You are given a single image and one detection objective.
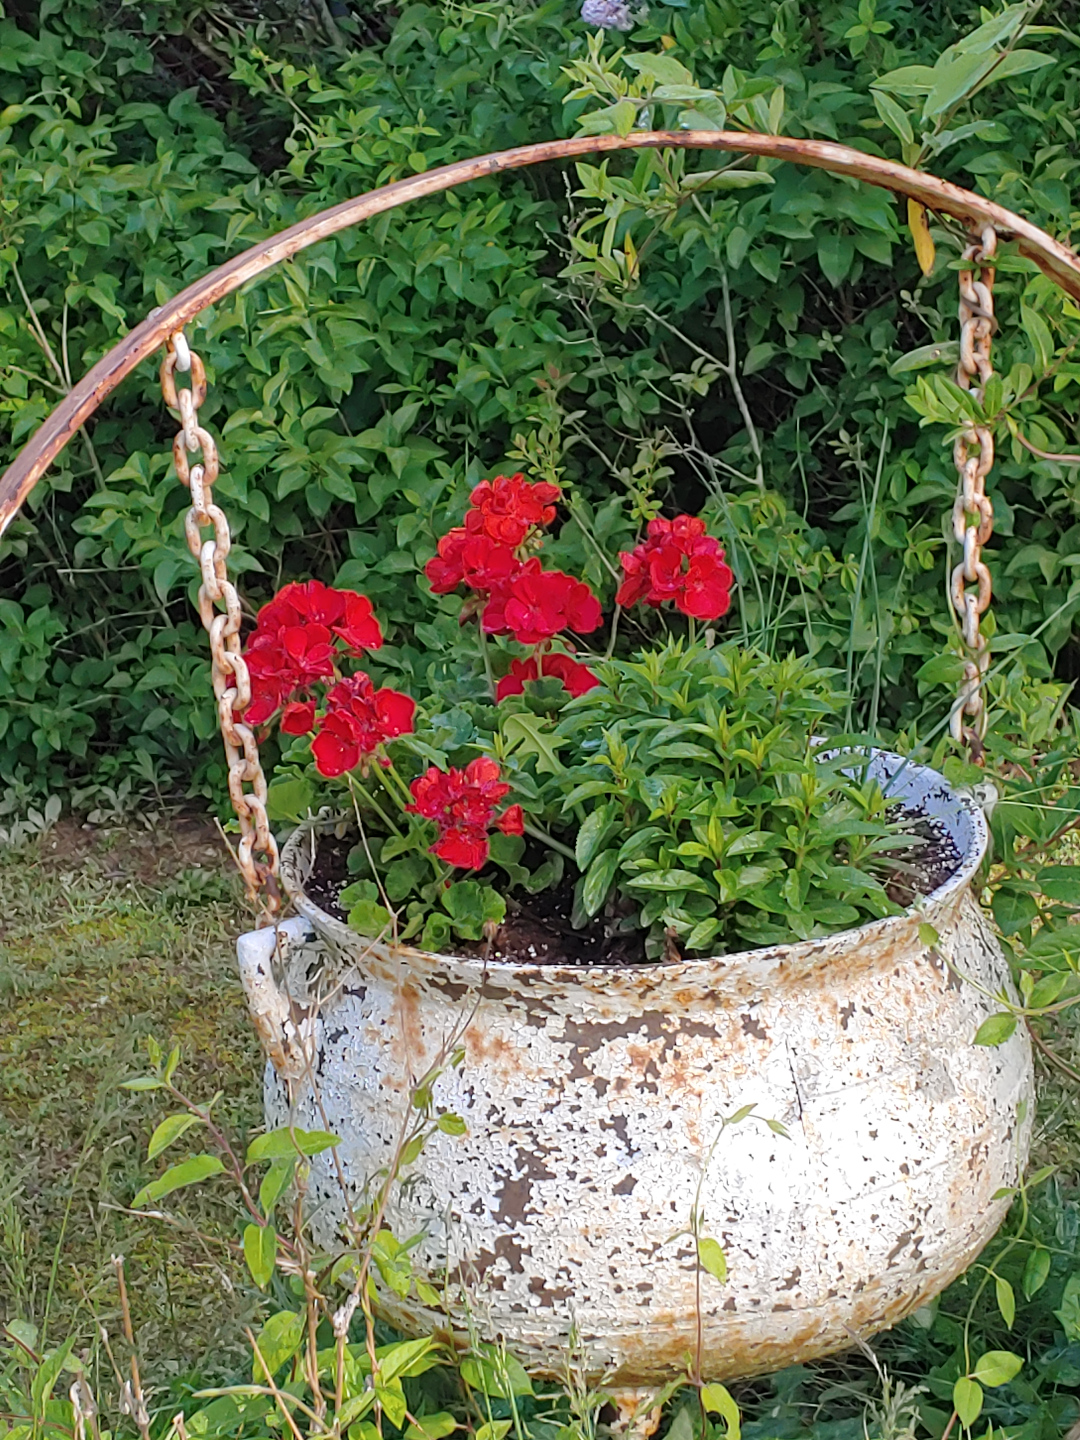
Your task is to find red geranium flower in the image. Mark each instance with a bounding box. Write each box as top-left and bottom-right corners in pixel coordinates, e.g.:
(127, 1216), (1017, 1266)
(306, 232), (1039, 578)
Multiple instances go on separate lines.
(495, 567), (603, 644)
(310, 674), (416, 777)
(424, 528), (522, 597)
(495, 652), (600, 701)
(243, 625), (337, 725)
(253, 580), (383, 651)
(616, 514), (734, 621)
(407, 756), (522, 870)
(464, 473), (561, 547)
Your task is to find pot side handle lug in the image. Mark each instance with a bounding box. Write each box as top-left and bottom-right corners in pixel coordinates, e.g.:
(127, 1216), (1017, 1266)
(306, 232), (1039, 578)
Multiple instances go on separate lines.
(236, 916), (320, 1080)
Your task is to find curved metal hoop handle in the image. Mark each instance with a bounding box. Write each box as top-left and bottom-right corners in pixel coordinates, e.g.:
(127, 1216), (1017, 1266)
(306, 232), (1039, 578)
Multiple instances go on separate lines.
(3, 127), (1080, 528)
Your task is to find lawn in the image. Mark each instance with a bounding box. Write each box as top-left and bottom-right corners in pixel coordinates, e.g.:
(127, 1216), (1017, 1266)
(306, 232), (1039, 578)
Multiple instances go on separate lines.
(0, 817), (264, 1397)
(2, 820), (1080, 1440)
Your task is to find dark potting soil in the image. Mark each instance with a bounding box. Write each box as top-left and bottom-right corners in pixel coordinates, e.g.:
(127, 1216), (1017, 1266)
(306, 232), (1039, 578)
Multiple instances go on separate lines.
(301, 800), (962, 967)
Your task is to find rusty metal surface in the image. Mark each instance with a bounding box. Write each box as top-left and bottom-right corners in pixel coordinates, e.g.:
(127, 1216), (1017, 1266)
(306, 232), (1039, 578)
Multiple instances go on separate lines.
(6, 131), (1080, 538)
(238, 753), (1034, 1384)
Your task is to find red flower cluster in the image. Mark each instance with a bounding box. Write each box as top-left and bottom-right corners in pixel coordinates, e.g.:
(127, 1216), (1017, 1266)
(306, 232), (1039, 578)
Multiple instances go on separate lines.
(483, 560), (602, 644)
(243, 580), (383, 726)
(424, 474), (602, 701)
(496, 652), (601, 702)
(465, 474), (560, 546)
(408, 756), (524, 870)
(616, 515), (734, 621)
(311, 675), (416, 778)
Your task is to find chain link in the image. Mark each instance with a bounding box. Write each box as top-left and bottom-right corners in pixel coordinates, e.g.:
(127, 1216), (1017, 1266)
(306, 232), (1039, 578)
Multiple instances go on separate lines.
(950, 224), (997, 763)
(161, 330), (281, 920)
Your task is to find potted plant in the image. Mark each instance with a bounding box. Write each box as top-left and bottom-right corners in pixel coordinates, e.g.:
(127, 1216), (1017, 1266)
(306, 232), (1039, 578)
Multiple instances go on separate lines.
(232, 474), (1032, 1393)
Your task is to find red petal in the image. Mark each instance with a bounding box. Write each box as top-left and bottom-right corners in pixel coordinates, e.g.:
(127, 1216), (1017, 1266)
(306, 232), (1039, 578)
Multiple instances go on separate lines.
(333, 593), (383, 652)
(375, 688), (416, 737)
(432, 829), (489, 869)
(280, 700), (316, 735)
(495, 804), (525, 836)
(311, 729), (358, 778)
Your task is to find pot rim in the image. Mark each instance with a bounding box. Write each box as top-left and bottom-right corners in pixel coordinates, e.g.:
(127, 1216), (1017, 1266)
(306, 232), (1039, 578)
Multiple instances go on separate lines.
(280, 747), (989, 980)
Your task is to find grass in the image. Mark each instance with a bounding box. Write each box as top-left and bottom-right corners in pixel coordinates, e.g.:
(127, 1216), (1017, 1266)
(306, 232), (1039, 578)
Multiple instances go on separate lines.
(0, 816), (265, 1388)
(2, 819), (1080, 1440)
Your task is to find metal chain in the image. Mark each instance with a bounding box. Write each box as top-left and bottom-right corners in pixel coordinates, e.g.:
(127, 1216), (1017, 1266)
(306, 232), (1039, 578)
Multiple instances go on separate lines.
(161, 330), (281, 920)
(950, 223), (997, 763)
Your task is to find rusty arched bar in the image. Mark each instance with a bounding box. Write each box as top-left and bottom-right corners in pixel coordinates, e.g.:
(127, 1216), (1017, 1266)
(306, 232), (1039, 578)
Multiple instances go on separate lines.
(4, 126), (1080, 536)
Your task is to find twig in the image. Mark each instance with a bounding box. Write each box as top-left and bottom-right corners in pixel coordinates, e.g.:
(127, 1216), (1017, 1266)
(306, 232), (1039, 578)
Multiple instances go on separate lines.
(1026, 1020), (1080, 1085)
(10, 261), (104, 485)
(111, 1256), (152, 1440)
(1012, 429), (1080, 465)
(719, 266), (765, 488)
(244, 1332), (310, 1440)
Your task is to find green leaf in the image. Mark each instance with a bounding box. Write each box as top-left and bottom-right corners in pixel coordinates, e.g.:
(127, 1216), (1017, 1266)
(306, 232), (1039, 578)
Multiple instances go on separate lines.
(475, 1425), (511, 1440)
(626, 869), (713, 893)
(259, 1158), (295, 1216)
(502, 713), (564, 775)
(697, 1236), (728, 1284)
(459, 1344), (533, 1398)
(436, 1112), (467, 1136)
(995, 1276), (1015, 1330)
(1036, 866), (1080, 902)
(818, 233), (854, 287)
(348, 899), (393, 938)
(246, 1128), (340, 1164)
(266, 776), (315, 823)
(576, 805), (613, 869)
(133, 1153), (225, 1208)
(623, 53), (696, 87)
(147, 1112), (202, 1161)
(923, 51), (1000, 121)
(121, 1076), (163, 1091)
(973, 1350), (1023, 1387)
(700, 1384), (740, 1440)
(872, 89), (913, 144)
(918, 922), (941, 949)
(890, 343), (960, 376)
(377, 1336), (439, 1384)
(1021, 304), (1054, 374)
(973, 1013), (1017, 1046)
(252, 1310), (304, 1381)
(243, 1222), (277, 1289)
(31, 1339), (75, 1417)
(873, 64), (935, 96)
(1056, 1273), (1080, 1340)
(582, 849), (620, 918)
(952, 1376), (983, 1428)
(992, 885), (1039, 936)
(405, 1413), (458, 1440)
(1022, 1246), (1050, 1299)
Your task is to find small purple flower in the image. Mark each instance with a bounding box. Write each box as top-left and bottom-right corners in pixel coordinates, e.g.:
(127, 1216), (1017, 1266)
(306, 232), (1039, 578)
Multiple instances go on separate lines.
(580, 0), (634, 30)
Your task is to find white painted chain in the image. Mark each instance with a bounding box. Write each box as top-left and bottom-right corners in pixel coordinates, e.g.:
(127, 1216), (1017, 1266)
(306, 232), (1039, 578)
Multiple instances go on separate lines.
(161, 331), (281, 919)
(950, 224), (997, 761)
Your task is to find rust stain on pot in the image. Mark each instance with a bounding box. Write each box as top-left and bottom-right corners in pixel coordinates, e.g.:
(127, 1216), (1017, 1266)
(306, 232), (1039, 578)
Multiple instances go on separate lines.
(238, 752), (1035, 1386)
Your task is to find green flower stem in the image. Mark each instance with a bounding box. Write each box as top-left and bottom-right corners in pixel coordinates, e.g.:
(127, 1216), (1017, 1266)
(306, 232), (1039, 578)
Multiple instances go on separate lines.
(524, 820), (577, 863)
(346, 773), (402, 836)
(476, 625), (496, 700)
(380, 757), (418, 811)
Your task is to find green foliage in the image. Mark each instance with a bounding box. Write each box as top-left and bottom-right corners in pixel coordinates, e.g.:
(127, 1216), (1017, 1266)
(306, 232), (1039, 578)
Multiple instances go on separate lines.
(1, 0), (1080, 816)
(551, 640), (906, 953)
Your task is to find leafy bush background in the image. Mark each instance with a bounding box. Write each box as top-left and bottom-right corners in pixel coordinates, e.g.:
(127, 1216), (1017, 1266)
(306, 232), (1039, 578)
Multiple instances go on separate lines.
(2, 0), (1079, 807)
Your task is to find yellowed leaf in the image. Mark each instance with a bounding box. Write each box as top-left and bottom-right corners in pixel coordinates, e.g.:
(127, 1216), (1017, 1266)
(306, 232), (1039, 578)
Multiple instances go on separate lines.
(908, 198), (935, 276)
